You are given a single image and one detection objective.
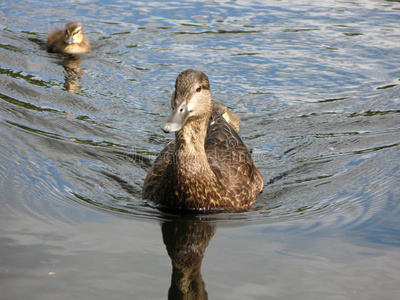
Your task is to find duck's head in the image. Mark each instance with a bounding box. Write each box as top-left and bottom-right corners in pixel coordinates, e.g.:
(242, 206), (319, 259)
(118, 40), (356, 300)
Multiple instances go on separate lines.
(64, 22), (84, 45)
(162, 70), (213, 133)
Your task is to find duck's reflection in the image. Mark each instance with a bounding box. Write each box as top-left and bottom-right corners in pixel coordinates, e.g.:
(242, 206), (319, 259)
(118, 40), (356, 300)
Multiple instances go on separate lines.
(60, 55), (83, 93)
(161, 217), (216, 300)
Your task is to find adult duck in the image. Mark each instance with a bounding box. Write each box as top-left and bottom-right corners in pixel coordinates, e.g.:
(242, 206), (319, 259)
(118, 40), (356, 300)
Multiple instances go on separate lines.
(143, 70), (263, 211)
(46, 21), (90, 54)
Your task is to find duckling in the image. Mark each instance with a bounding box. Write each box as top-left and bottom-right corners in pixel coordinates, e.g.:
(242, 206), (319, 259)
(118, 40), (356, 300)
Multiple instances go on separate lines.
(46, 22), (90, 54)
(213, 101), (241, 133)
(142, 69), (263, 211)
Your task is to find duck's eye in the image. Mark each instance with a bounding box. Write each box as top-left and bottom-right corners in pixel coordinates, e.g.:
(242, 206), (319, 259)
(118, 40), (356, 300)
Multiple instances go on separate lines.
(196, 86), (202, 92)
(74, 30), (81, 35)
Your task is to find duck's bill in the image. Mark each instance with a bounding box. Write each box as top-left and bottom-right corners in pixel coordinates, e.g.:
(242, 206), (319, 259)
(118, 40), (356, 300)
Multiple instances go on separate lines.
(65, 36), (75, 45)
(161, 101), (189, 133)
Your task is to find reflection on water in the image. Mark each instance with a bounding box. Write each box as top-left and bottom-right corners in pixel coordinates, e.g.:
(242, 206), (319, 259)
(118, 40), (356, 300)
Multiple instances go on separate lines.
(60, 56), (83, 93)
(162, 218), (215, 300)
(0, 0), (400, 299)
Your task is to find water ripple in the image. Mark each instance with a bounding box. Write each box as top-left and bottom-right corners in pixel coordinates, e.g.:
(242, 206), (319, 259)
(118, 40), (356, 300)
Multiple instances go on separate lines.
(0, 0), (399, 235)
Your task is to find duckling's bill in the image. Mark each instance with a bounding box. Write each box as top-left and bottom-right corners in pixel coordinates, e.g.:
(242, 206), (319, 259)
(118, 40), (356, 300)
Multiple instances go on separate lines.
(65, 35), (75, 45)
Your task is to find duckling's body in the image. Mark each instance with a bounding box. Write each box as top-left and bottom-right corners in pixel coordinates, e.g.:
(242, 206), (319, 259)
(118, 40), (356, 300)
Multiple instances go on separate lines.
(213, 101), (241, 133)
(143, 70), (263, 211)
(46, 22), (90, 54)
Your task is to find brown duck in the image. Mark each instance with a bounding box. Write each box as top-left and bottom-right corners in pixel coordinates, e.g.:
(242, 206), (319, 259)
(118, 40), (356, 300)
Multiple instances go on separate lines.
(46, 22), (90, 54)
(142, 69), (263, 211)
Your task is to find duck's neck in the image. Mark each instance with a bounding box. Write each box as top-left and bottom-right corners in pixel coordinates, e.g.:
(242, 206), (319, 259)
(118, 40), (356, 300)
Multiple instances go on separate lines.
(175, 116), (210, 171)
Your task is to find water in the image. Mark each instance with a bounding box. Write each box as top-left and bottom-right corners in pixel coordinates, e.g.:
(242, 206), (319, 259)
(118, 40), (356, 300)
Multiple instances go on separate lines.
(1, 0), (400, 299)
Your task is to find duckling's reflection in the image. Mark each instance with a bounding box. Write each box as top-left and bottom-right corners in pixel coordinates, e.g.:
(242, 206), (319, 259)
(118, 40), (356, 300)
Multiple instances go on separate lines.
(161, 217), (216, 300)
(60, 55), (83, 93)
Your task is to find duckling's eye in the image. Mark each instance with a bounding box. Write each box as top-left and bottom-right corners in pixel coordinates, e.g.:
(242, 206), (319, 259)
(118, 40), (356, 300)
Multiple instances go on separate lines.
(196, 86), (202, 92)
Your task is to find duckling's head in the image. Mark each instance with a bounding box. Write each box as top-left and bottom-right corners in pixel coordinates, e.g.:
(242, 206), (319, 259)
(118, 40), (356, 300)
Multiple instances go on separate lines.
(64, 22), (84, 45)
(162, 70), (213, 133)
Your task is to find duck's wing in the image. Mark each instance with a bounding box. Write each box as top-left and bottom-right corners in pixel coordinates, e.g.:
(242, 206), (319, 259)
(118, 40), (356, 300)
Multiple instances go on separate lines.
(205, 110), (263, 200)
(142, 140), (175, 201)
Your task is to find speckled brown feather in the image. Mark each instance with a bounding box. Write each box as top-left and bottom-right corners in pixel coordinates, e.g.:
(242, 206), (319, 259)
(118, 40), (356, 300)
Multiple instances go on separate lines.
(143, 107), (263, 212)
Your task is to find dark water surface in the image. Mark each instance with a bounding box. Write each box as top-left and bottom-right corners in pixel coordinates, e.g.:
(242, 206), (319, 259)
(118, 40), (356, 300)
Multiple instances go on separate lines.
(1, 0), (400, 299)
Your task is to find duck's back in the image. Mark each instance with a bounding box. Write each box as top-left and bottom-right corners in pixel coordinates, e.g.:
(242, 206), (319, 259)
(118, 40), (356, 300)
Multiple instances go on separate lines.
(143, 109), (263, 210)
(205, 110), (263, 206)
